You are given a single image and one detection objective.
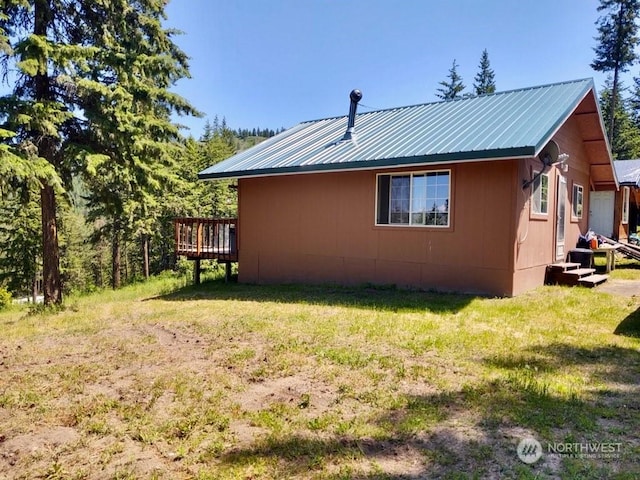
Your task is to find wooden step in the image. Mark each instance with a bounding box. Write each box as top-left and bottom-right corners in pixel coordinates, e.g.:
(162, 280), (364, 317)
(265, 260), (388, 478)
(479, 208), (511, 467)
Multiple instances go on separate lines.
(547, 262), (581, 272)
(552, 268), (598, 286)
(560, 268), (596, 278)
(578, 274), (609, 288)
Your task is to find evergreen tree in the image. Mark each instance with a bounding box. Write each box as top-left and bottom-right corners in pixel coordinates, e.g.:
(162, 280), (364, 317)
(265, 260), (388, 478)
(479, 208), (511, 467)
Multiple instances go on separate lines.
(473, 49), (496, 95)
(600, 79), (640, 159)
(627, 75), (640, 128)
(591, 0), (640, 142)
(0, 187), (41, 299)
(73, 0), (199, 287)
(436, 59), (465, 100)
(0, 0), (92, 304)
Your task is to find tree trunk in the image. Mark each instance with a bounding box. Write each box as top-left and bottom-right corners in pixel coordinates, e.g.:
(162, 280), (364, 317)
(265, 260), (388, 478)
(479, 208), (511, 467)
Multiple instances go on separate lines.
(610, 65), (620, 146)
(142, 234), (150, 279)
(41, 184), (62, 305)
(35, 0), (63, 305)
(32, 271), (37, 304)
(112, 223), (121, 289)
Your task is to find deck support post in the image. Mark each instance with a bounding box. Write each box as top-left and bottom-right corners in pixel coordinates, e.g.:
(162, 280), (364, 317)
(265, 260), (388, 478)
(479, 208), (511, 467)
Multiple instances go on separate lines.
(225, 261), (232, 283)
(194, 258), (201, 285)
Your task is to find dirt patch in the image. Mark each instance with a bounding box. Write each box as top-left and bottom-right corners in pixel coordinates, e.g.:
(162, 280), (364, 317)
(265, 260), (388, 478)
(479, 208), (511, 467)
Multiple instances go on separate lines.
(0, 426), (80, 469)
(239, 375), (336, 413)
(597, 279), (640, 297)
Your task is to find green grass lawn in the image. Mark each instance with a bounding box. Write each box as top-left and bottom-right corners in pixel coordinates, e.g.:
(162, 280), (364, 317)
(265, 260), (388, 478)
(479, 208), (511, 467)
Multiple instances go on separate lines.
(0, 268), (639, 479)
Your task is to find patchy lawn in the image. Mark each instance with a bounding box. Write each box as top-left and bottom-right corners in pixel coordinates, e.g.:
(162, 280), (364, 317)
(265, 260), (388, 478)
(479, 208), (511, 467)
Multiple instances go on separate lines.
(0, 270), (639, 479)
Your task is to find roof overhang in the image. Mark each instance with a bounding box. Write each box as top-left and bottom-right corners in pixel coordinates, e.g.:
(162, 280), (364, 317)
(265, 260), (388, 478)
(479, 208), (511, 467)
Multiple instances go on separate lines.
(572, 89), (618, 190)
(199, 147), (535, 180)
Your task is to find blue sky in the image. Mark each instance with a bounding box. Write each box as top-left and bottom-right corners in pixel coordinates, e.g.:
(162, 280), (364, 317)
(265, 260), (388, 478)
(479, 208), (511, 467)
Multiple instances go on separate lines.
(168, 0), (608, 137)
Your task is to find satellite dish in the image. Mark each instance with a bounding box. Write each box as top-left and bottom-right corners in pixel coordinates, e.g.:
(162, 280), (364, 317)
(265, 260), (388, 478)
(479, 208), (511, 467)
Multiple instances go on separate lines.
(538, 140), (560, 166)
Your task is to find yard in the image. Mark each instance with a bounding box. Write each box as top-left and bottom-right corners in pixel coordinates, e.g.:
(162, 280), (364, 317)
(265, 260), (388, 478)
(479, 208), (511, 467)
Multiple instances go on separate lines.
(1, 264), (639, 479)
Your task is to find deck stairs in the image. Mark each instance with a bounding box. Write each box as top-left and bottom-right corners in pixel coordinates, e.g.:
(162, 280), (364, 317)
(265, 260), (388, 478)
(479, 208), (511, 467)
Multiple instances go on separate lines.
(545, 262), (609, 288)
(599, 235), (640, 261)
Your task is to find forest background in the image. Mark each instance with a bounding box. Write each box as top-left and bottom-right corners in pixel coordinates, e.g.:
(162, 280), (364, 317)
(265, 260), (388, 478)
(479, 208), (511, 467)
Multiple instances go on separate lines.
(1, 0), (640, 305)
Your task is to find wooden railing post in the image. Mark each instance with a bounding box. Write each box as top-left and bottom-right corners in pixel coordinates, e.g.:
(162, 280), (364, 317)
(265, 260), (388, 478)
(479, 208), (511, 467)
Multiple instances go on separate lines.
(196, 221), (203, 256)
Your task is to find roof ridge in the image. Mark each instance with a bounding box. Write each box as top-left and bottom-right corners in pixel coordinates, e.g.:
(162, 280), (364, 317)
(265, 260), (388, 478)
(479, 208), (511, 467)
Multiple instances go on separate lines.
(300, 78), (595, 125)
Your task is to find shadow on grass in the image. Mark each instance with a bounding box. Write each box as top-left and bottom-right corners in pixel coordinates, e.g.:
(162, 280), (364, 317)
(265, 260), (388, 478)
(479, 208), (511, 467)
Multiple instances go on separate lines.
(615, 306), (640, 338)
(485, 343), (640, 385)
(213, 338), (640, 479)
(152, 278), (476, 313)
(218, 376), (631, 479)
(485, 343), (640, 416)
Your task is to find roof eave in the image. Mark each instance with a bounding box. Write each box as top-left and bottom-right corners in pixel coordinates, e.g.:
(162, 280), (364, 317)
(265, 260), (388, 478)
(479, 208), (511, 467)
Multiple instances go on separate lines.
(198, 147), (536, 181)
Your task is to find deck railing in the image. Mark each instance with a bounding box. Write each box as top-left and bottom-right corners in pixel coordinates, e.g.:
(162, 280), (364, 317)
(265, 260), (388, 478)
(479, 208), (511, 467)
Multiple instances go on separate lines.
(174, 217), (238, 262)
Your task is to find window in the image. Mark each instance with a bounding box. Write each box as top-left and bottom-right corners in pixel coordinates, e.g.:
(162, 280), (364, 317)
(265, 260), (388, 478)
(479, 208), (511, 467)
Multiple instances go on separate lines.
(623, 186), (630, 224)
(531, 171), (549, 215)
(376, 171), (450, 227)
(572, 184), (583, 219)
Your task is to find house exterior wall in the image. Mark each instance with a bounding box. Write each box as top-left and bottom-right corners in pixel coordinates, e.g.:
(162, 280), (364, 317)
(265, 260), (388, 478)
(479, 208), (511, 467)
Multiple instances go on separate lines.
(512, 118), (592, 295)
(235, 117), (599, 297)
(614, 188), (630, 241)
(238, 160), (519, 296)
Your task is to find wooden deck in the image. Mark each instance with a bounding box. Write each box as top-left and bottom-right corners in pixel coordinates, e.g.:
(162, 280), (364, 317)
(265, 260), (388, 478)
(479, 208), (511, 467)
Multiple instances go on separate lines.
(174, 217), (238, 262)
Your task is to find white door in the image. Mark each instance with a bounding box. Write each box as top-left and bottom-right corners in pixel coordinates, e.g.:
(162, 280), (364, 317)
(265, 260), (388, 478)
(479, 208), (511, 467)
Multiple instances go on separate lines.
(589, 191), (615, 237)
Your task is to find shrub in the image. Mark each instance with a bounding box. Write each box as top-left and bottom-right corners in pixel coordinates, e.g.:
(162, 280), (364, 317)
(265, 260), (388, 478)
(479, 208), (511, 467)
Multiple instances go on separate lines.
(0, 287), (12, 310)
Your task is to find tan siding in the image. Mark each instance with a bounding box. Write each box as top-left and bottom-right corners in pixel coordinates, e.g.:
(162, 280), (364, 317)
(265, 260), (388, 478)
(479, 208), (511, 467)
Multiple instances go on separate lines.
(512, 115), (593, 293)
(238, 160), (518, 296)
(236, 110), (606, 296)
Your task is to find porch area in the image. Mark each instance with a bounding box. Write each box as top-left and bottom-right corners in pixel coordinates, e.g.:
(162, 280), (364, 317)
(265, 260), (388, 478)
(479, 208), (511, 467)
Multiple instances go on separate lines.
(174, 217), (238, 283)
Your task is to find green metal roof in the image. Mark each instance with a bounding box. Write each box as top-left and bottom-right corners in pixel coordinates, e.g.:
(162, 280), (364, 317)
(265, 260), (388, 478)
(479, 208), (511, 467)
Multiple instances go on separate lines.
(200, 78), (596, 180)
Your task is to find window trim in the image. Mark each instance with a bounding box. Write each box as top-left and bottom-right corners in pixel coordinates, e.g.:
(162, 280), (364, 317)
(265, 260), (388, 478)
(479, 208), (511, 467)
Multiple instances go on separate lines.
(375, 169), (452, 228)
(622, 186), (630, 225)
(572, 183), (584, 220)
(530, 170), (549, 217)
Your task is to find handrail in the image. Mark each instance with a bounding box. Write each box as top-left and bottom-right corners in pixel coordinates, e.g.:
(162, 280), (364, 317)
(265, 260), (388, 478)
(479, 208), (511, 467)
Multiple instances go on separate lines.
(174, 217), (238, 261)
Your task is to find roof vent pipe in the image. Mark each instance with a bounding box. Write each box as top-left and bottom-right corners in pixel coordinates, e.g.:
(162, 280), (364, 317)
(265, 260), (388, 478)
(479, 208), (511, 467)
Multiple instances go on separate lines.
(342, 89), (362, 142)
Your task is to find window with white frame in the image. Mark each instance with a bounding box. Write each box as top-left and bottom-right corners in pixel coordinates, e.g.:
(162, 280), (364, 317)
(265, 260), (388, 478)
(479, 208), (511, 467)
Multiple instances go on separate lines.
(572, 183), (583, 219)
(531, 171), (549, 215)
(376, 171), (450, 227)
(623, 186), (630, 224)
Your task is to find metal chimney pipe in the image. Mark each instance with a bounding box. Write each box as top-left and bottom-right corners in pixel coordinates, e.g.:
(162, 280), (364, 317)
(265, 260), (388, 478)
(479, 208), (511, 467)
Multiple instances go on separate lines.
(342, 89), (362, 142)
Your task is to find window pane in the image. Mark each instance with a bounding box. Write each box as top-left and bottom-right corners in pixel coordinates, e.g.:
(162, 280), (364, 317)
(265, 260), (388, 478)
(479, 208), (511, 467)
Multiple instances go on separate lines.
(532, 172), (548, 214)
(572, 185), (583, 218)
(376, 175), (391, 224)
(411, 175), (427, 225)
(390, 175), (410, 224)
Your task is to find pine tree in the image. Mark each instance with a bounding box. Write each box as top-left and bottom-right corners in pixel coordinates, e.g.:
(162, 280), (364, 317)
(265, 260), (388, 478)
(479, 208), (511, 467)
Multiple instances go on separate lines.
(473, 49), (496, 95)
(600, 79), (640, 159)
(436, 59), (465, 100)
(0, 187), (42, 299)
(592, 0), (640, 142)
(0, 0), (97, 305)
(73, 0), (200, 287)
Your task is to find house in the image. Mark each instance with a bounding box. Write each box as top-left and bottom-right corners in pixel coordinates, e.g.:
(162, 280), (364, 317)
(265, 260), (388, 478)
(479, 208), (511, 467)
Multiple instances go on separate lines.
(602, 159), (640, 241)
(196, 78), (618, 296)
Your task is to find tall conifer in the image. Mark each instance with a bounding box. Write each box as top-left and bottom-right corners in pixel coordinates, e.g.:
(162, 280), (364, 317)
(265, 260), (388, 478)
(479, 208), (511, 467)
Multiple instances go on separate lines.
(592, 0), (640, 142)
(436, 59), (465, 100)
(473, 49), (496, 95)
(1, 1), (198, 295)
